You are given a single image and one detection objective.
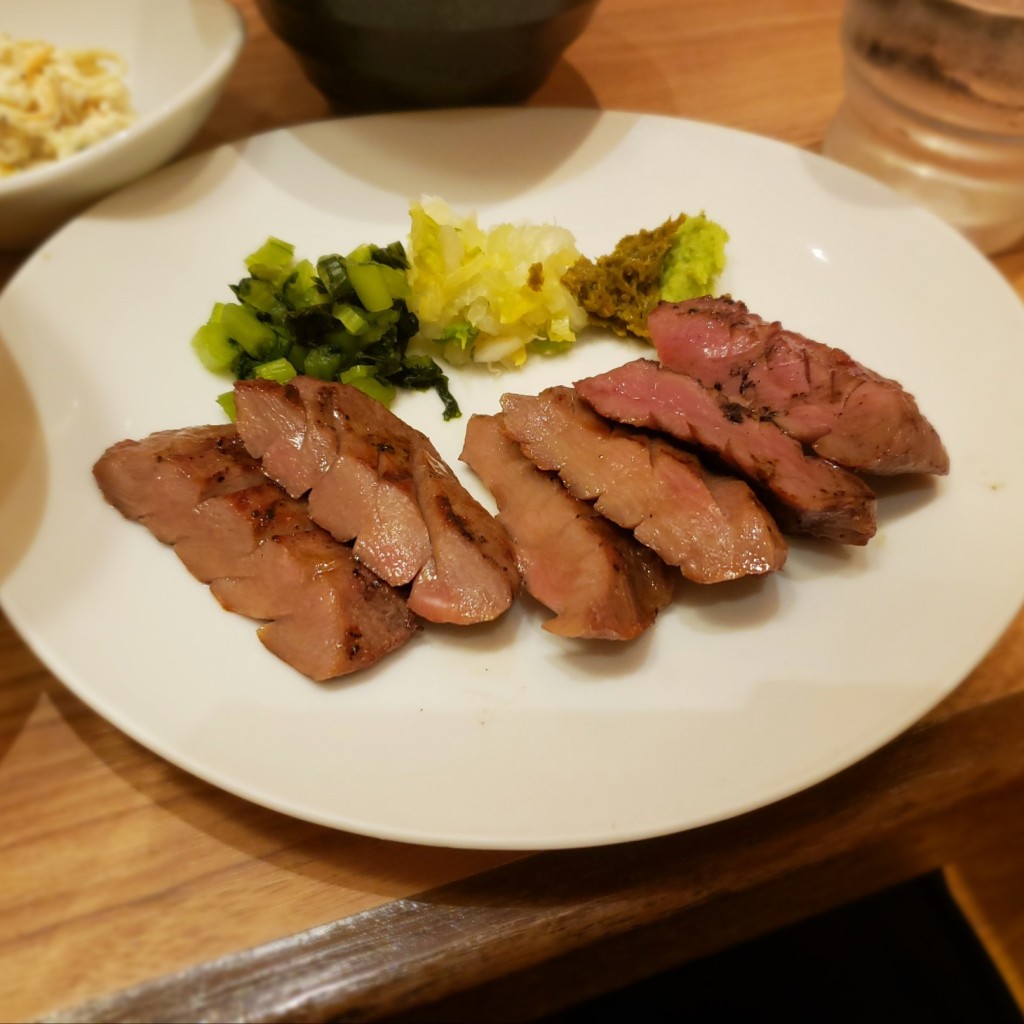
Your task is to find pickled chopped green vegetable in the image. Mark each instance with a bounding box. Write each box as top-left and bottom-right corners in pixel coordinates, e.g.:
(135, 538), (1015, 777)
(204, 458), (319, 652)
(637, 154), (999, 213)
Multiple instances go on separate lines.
(254, 357), (298, 385)
(191, 236), (460, 420)
(191, 321), (235, 372)
(335, 303), (369, 335)
(346, 260), (393, 312)
(216, 391), (237, 420)
(245, 237), (294, 282)
(340, 364), (397, 405)
(303, 345), (343, 381)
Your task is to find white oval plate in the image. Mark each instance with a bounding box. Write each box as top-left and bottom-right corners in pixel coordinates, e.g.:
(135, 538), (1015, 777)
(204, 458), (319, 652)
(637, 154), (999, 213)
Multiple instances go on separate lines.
(2, 109), (1023, 850)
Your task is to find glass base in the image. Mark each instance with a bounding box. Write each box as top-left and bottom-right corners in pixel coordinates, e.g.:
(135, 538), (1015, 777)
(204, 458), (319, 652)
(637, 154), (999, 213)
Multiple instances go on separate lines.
(823, 100), (1024, 256)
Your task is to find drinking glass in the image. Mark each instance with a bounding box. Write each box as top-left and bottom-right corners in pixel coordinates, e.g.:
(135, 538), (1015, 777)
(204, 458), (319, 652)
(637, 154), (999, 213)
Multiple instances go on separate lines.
(823, 0), (1024, 254)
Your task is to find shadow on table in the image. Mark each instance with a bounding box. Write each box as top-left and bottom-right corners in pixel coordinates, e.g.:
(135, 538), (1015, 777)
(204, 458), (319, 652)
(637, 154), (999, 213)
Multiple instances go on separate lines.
(530, 57), (602, 110)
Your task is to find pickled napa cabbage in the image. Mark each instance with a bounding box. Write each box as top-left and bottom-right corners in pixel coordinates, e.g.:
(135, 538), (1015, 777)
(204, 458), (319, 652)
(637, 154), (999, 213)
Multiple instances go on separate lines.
(407, 197), (589, 369)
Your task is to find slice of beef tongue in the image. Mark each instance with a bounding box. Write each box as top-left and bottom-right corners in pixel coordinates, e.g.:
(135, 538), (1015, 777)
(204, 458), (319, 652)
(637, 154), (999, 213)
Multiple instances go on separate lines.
(499, 386), (787, 585)
(235, 377), (519, 625)
(235, 374), (430, 584)
(211, 529), (417, 682)
(293, 374), (431, 586)
(575, 359), (877, 545)
(93, 424), (419, 681)
(92, 425), (268, 542)
(648, 296), (950, 476)
(461, 412), (676, 640)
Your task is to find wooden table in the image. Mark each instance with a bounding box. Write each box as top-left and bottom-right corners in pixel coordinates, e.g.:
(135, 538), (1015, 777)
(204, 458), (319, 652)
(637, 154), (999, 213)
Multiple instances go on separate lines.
(3, 1), (1024, 1020)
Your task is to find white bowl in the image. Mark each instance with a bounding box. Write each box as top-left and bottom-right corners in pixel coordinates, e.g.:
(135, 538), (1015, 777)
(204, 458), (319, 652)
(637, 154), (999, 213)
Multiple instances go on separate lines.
(0, 0), (245, 249)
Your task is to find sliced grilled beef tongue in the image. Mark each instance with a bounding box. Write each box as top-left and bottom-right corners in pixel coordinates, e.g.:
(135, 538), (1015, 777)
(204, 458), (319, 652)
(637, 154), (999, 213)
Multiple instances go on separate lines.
(234, 377), (520, 626)
(576, 359), (877, 545)
(93, 424), (419, 681)
(499, 386), (787, 585)
(234, 374), (429, 583)
(461, 412), (676, 640)
(649, 296), (950, 476)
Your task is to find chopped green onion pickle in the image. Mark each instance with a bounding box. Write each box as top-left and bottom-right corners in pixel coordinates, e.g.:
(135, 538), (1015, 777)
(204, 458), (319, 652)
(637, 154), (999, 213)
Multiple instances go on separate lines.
(192, 236), (460, 420)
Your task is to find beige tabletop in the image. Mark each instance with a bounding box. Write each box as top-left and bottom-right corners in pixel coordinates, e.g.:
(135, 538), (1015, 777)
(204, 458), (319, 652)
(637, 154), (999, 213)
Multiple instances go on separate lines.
(2, 1), (1024, 1021)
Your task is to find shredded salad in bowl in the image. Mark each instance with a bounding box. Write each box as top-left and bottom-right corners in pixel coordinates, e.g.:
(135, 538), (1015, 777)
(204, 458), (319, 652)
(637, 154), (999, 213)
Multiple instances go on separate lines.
(0, 31), (136, 176)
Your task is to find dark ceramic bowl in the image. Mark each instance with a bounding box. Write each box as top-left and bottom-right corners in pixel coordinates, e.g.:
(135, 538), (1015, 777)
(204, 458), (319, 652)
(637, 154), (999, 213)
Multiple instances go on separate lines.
(255, 0), (600, 112)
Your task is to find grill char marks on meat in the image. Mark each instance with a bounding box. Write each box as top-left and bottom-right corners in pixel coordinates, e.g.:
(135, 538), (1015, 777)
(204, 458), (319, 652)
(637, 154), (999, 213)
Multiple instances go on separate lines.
(576, 359), (878, 545)
(299, 375), (431, 587)
(93, 425), (419, 681)
(649, 296), (950, 476)
(235, 377), (520, 625)
(237, 375), (430, 585)
(210, 529), (416, 681)
(499, 387), (787, 584)
(461, 413), (676, 640)
(92, 425), (269, 541)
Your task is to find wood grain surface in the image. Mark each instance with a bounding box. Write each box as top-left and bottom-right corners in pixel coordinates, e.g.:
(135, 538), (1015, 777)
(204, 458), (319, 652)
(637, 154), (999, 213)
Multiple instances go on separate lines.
(2, 1), (1023, 1021)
